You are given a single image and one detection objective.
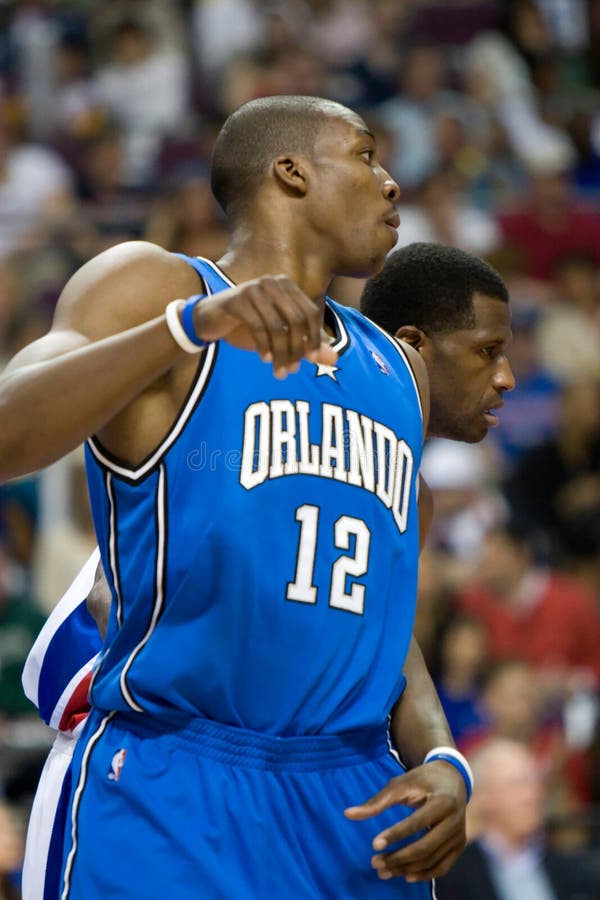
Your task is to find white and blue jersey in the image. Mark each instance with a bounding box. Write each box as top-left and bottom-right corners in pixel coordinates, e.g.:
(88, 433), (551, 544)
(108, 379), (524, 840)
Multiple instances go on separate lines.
(22, 549), (101, 734)
(84, 256), (423, 736)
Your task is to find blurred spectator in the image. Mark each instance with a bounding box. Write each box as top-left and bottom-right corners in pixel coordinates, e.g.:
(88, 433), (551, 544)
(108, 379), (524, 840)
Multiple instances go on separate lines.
(327, 0), (413, 109)
(434, 614), (488, 744)
(144, 162), (228, 259)
(75, 122), (151, 248)
(51, 33), (103, 142)
(0, 108), (75, 261)
(456, 522), (600, 693)
(0, 800), (23, 900)
(0, 546), (45, 720)
(419, 438), (507, 568)
(497, 138), (600, 282)
(457, 657), (591, 806)
(413, 547), (457, 672)
(394, 167), (501, 255)
(489, 305), (561, 471)
(92, 16), (191, 185)
(536, 254), (600, 384)
(506, 0), (555, 71)
(376, 42), (465, 188)
(32, 451), (96, 615)
(505, 380), (600, 576)
(191, 0), (265, 83)
(459, 658), (558, 754)
(536, 0), (589, 53)
(217, 34), (327, 118)
(569, 106), (600, 200)
(5, 1), (61, 140)
(413, 0), (503, 46)
(0, 479), (38, 577)
(305, 0), (373, 67)
(436, 738), (600, 900)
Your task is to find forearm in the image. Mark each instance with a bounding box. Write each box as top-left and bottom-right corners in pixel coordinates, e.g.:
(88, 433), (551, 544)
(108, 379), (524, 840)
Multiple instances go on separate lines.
(391, 636), (455, 768)
(0, 316), (183, 482)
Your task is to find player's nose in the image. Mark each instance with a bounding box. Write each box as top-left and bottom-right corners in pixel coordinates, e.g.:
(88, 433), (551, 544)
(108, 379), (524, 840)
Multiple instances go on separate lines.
(495, 357), (516, 392)
(381, 170), (400, 204)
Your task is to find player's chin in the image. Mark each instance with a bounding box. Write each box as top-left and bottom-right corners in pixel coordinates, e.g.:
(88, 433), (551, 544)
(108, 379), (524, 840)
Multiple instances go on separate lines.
(463, 420), (489, 443)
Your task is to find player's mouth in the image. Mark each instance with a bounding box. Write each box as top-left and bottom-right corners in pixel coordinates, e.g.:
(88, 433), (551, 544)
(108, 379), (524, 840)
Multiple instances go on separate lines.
(482, 402), (503, 428)
(384, 212), (400, 234)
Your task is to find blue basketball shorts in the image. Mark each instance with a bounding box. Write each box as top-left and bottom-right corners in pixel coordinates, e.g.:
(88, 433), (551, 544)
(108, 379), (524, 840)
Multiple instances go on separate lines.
(59, 709), (436, 899)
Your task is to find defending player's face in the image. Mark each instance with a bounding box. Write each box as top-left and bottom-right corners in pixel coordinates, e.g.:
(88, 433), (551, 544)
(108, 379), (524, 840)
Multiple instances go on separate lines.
(305, 112), (400, 277)
(425, 294), (515, 443)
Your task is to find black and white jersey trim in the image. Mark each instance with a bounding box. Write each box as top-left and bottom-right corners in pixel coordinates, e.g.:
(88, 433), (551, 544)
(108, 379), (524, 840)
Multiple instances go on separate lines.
(118, 463), (168, 712)
(60, 711), (116, 899)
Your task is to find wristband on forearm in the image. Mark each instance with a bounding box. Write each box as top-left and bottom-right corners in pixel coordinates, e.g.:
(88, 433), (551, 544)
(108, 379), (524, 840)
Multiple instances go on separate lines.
(424, 746), (474, 802)
(165, 294), (208, 353)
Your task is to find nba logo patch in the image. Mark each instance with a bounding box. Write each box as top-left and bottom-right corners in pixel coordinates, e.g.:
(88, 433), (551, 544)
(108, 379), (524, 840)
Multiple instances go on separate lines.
(370, 350), (390, 375)
(108, 748), (127, 781)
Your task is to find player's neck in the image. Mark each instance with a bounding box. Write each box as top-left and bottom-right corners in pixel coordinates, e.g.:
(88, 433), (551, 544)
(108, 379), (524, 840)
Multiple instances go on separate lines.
(217, 234), (331, 313)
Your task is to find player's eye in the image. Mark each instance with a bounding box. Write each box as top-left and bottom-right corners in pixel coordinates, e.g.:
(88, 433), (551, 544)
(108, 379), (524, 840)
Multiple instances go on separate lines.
(360, 148), (374, 163)
(481, 346), (498, 359)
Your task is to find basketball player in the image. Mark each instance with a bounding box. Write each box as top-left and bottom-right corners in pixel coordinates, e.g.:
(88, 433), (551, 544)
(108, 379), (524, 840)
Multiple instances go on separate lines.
(20, 240), (514, 898)
(0, 94), (507, 897)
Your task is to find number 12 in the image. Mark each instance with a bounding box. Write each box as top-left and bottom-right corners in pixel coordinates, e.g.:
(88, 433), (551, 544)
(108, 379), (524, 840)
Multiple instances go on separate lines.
(286, 504), (371, 615)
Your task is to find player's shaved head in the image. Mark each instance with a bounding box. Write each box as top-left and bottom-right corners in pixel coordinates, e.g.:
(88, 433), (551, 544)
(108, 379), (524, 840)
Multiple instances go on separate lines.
(211, 95), (349, 222)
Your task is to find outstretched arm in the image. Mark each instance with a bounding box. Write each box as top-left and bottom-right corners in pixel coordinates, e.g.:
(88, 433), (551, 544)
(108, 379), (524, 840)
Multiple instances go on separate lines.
(0, 241), (335, 482)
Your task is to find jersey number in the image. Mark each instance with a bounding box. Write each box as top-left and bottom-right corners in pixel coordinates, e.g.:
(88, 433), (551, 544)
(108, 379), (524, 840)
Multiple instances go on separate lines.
(286, 504), (371, 615)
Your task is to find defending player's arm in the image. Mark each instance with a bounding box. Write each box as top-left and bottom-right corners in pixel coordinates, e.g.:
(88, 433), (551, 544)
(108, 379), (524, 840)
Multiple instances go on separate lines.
(0, 241), (335, 482)
(344, 476), (467, 882)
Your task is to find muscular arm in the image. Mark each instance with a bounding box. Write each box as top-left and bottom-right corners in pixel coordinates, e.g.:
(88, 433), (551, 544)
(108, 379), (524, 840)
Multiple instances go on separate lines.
(0, 242), (198, 480)
(0, 240), (334, 482)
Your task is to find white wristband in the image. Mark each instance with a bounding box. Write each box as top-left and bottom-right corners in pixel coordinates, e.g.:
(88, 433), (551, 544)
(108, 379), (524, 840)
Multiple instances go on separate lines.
(424, 746), (474, 801)
(165, 300), (204, 354)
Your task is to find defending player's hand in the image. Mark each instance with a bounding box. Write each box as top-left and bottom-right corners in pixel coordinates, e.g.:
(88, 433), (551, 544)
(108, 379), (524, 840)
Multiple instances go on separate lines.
(343, 761), (467, 882)
(192, 275), (337, 378)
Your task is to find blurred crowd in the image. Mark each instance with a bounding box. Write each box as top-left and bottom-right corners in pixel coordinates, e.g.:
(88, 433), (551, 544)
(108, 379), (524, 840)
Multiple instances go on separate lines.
(0, 0), (599, 896)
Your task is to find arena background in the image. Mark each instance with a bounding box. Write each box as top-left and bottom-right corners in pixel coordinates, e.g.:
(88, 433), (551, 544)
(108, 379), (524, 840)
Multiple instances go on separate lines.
(0, 1), (599, 896)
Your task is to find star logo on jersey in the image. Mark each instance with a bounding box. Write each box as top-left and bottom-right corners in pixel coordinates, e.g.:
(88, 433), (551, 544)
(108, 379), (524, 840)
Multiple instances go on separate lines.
(314, 362), (339, 381)
(108, 748), (127, 782)
(370, 350), (390, 376)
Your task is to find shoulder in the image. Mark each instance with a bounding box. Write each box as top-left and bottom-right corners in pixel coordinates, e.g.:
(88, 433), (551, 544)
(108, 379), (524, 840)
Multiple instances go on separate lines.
(339, 302), (430, 432)
(54, 241), (205, 339)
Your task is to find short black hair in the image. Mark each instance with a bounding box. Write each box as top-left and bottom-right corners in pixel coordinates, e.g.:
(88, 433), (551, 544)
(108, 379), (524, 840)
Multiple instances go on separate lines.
(360, 243), (509, 336)
(211, 95), (347, 222)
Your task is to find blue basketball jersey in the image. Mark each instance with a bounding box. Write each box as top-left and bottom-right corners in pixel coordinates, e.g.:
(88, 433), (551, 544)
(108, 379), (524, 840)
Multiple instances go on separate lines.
(84, 256), (423, 736)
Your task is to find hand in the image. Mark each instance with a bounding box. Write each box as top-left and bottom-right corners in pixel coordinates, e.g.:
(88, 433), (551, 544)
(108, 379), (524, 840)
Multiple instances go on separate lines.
(192, 275), (337, 378)
(344, 761), (467, 882)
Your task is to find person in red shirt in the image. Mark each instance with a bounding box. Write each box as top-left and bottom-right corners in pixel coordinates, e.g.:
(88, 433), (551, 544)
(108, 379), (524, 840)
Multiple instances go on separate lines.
(497, 157), (600, 282)
(456, 522), (600, 692)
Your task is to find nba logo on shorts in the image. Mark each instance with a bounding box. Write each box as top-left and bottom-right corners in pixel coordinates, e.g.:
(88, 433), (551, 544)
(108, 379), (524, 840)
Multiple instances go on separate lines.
(370, 350), (390, 375)
(108, 748), (127, 781)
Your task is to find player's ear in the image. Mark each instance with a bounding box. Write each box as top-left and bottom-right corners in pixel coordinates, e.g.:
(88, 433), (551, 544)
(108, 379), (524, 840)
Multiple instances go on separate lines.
(395, 325), (428, 353)
(272, 156), (308, 196)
